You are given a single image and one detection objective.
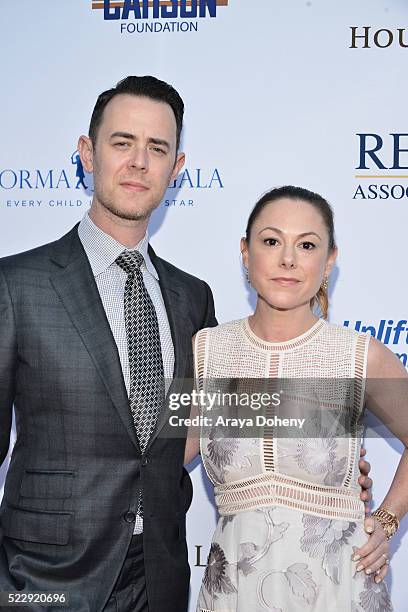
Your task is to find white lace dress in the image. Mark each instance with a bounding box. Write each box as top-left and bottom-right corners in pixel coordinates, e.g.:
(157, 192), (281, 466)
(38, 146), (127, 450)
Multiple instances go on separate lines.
(194, 318), (392, 612)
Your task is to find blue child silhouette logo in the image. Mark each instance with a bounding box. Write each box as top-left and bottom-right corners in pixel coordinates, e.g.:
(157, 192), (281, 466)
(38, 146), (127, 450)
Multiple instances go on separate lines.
(71, 150), (89, 190)
(71, 150), (93, 194)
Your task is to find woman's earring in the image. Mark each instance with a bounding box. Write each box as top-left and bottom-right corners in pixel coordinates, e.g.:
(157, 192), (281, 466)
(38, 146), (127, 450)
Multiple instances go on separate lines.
(245, 268), (250, 284)
(321, 275), (329, 291)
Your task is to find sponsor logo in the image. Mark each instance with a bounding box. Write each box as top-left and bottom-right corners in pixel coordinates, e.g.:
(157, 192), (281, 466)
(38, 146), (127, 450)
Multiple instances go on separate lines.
(344, 319), (408, 368)
(353, 133), (408, 200)
(0, 150), (223, 210)
(92, 0), (229, 35)
(164, 167), (224, 207)
(350, 27), (408, 49)
(0, 151), (93, 210)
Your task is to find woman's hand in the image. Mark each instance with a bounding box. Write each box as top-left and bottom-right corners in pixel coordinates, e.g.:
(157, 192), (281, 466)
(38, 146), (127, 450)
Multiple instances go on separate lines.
(353, 516), (390, 583)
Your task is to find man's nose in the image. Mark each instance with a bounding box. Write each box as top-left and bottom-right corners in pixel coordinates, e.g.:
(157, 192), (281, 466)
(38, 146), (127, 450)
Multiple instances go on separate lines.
(128, 147), (148, 171)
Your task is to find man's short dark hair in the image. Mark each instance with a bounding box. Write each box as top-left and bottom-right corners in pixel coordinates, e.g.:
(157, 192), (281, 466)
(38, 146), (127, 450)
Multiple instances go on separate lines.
(89, 75), (184, 152)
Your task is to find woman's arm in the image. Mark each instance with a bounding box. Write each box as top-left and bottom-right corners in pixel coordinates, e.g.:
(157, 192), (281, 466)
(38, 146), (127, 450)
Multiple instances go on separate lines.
(184, 334), (201, 465)
(353, 337), (408, 582)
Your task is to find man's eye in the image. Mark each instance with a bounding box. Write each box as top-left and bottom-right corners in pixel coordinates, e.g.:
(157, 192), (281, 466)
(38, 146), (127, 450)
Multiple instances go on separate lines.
(264, 238), (278, 246)
(114, 141), (130, 148)
(151, 146), (166, 154)
(300, 241), (316, 250)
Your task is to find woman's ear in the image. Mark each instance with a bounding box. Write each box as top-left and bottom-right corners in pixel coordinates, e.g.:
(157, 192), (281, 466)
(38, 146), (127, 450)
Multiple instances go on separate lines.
(240, 237), (249, 269)
(325, 246), (338, 277)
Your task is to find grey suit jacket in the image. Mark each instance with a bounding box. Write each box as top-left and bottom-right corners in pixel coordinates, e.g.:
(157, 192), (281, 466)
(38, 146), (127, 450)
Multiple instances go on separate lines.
(0, 225), (217, 612)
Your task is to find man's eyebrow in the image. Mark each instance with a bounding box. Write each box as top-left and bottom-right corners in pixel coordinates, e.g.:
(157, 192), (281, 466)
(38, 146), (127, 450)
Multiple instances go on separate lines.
(148, 137), (170, 149)
(110, 131), (135, 140)
(110, 132), (170, 149)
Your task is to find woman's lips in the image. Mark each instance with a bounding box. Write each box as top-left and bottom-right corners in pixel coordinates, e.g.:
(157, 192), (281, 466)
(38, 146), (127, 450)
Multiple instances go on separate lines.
(272, 277), (300, 286)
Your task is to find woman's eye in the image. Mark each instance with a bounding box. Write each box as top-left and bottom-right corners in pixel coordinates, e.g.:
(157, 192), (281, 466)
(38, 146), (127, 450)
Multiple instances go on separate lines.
(300, 241), (315, 250)
(264, 238), (278, 246)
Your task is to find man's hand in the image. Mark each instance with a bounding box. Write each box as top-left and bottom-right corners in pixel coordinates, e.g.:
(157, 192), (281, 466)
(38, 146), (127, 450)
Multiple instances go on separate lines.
(359, 447), (373, 514)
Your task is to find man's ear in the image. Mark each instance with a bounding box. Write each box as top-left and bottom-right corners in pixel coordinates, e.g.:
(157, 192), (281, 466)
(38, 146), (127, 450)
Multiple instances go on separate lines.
(77, 135), (94, 173)
(171, 151), (185, 183)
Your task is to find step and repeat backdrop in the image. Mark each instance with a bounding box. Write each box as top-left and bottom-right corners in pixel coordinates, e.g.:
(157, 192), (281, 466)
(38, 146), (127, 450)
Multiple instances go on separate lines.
(1, 0), (407, 609)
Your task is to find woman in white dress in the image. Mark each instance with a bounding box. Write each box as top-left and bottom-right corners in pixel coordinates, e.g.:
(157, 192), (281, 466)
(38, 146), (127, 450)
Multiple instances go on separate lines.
(186, 186), (408, 612)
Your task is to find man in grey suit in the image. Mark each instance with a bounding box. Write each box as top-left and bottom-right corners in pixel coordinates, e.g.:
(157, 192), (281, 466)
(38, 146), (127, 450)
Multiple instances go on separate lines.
(0, 76), (217, 611)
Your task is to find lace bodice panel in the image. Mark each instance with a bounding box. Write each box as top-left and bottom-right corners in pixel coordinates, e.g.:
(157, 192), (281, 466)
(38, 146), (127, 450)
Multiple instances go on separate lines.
(194, 318), (370, 495)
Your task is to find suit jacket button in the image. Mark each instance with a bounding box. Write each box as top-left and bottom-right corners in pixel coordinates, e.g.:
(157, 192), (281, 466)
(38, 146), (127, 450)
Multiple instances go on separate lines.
(124, 511), (136, 523)
(141, 456), (148, 467)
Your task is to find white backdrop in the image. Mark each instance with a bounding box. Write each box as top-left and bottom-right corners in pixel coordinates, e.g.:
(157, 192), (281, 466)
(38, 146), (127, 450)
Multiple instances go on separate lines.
(1, 1), (407, 609)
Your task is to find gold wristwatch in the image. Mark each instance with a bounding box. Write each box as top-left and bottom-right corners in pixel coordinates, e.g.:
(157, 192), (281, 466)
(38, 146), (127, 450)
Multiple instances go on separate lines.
(371, 507), (400, 540)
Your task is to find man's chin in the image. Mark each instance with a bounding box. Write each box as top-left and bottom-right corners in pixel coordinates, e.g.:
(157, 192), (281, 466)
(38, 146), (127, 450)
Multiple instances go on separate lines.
(113, 210), (149, 222)
(103, 202), (153, 222)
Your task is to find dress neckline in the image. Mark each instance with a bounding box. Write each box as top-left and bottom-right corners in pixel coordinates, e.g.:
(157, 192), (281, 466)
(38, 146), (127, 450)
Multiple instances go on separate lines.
(242, 317), (326, 352)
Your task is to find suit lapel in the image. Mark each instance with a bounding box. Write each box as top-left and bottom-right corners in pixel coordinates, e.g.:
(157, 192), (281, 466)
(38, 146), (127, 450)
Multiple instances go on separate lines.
(49, 227), (140, 452)
(147, 249), (192, 446)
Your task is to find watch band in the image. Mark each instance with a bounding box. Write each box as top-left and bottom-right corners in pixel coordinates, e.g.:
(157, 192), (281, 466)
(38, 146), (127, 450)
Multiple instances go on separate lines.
(372, 507), (400, 540)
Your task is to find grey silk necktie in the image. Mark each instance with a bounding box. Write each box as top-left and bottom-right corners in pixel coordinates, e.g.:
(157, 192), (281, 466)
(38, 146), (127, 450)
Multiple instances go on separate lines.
(116, 250), (165, 527)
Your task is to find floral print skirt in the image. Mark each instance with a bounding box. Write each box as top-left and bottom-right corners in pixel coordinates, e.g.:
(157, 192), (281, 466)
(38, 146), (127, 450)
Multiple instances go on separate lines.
(196, 506), (392, 612)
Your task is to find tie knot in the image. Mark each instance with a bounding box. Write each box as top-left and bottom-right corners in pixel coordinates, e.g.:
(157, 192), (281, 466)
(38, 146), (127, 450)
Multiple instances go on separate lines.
(115, 250), (144, 274)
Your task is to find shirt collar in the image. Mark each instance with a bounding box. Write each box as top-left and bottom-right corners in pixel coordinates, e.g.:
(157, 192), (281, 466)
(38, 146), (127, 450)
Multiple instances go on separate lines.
(77, 212), (159, 280)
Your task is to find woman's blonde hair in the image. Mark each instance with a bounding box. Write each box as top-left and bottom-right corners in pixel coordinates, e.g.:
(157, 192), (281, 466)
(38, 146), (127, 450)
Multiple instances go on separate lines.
(312, 283), (329, 320)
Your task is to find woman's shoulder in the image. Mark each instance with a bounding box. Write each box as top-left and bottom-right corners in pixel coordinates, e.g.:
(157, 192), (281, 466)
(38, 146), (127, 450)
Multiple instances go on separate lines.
(195, 318), (245, 342)
(366, 334), (407, 378)
(322, 323), (405, 376)
(322, 320), (371, 342)
(198, 318), (245, 335)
